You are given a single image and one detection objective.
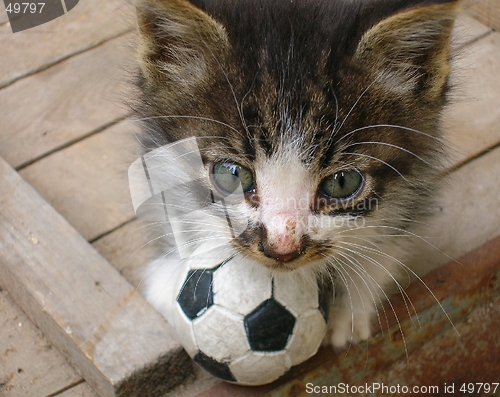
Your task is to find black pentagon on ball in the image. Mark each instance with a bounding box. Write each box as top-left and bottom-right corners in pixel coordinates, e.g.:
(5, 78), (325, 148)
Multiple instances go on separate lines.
(244, 299), (296, 351)
(177, 269), (214, 320)
(193, 351), (236, 382)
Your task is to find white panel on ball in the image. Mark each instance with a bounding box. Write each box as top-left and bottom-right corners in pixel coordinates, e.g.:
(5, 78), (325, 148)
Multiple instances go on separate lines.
(213, 258), (273, 315)
(171, 304), (199, 357)
(229, 351), (291, 386)
(192, 305), (250, 361)
(273, 274), (319, 316)
(286, 309), (327, 366)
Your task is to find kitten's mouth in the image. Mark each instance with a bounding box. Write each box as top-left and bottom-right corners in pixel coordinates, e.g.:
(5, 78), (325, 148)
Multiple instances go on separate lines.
(256, 242), (309, 272)
(262, 259), (300, 272)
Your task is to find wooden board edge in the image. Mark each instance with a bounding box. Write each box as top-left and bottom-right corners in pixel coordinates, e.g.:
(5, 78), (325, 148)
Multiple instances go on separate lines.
(463, 0), (500, 32)
(0, 156), (192, 397)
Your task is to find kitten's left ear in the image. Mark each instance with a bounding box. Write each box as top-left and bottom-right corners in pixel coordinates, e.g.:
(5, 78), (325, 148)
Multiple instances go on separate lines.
(355, 0), (460, 99)
(135, 0), (228, 90)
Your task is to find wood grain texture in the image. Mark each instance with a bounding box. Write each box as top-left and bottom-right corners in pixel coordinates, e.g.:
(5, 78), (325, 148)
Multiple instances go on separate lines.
(452, 13), (491, 49)
(54, 383), (100, 397)
(0, 33), (136, 169)
(0, 2), (8, 25)
(19, 121), (141, 242)
(0, 156), (192, 397)
(92, 218), (157, 289)
(0, 289), (82, 397)
(464, 0), (500, 32)
(408, 145), (500, 275)
(0, 0), (134, 88)
(443, 31), (500, 166)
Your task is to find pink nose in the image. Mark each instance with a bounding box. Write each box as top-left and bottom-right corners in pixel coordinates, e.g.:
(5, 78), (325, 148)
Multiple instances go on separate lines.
(259, 240), (302, 263)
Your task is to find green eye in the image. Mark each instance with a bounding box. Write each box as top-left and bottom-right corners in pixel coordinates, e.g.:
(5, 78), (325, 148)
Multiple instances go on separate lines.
(320, 170), (363, 200)
(212, 162), (255, 194)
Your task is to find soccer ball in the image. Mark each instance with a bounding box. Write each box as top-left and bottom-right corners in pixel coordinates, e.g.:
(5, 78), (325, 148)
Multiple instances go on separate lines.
(169, 254), (331, 385)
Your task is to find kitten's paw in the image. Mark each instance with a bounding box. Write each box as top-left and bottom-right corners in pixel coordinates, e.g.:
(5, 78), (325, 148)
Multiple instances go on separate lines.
(327, 308), (372, 349)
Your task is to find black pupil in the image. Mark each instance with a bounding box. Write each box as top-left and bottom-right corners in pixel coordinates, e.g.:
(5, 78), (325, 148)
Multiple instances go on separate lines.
(337, 174), (346, 189)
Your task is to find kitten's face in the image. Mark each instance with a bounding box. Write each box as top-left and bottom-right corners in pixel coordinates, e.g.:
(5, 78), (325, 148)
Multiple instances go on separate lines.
(135, 0), (458, 272)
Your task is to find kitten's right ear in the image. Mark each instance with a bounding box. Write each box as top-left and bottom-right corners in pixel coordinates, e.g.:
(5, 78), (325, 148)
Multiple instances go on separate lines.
(135, 0), (228, 89)
(354, 0), (460, 100)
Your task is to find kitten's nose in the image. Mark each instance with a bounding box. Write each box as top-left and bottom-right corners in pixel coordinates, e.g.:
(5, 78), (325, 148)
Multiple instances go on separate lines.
(258, 216), (306, 263)
(258, 240), (302, 263)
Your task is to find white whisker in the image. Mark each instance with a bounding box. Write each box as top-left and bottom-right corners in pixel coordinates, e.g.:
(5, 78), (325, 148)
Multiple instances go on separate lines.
(347, 141), (431, 165)
(342, 151), (413, 185)
(133, 115), (242, 136)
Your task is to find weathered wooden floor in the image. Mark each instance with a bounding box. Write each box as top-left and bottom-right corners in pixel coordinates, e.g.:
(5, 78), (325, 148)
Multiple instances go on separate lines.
(1, 2), (500, 396)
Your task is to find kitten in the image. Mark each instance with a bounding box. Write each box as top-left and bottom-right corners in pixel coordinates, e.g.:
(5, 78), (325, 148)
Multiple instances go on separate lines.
(133, 0), (459, 349)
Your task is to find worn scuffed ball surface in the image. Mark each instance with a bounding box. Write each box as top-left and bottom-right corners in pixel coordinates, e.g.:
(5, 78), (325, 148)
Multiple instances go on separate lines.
(170, 256), (330, 385)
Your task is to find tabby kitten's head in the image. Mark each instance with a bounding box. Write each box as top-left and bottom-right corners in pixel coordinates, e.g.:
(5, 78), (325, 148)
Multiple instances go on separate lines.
(134, 0), (458, 273)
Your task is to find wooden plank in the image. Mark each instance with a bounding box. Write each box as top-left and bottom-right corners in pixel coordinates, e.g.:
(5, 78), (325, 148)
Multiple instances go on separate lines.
(55, 383), (100, 397)
(19, 121), (141, 242)
(0, 33), (136, 169)
(404, 144), (500, 277)
(0, 289), (82, 397)
(0, 0), (134, 88)
(92, 218), (156, 289)
(452, 13), (491, 49)
(368, 297), (500, 389)
(375, 139), (496, 279)
(436, 142), (500, 256)
(464, 0), (500, 32)
(0, 156), (192, 397)
(443, 31), (500, 166)
(0, 2), (8, 25)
